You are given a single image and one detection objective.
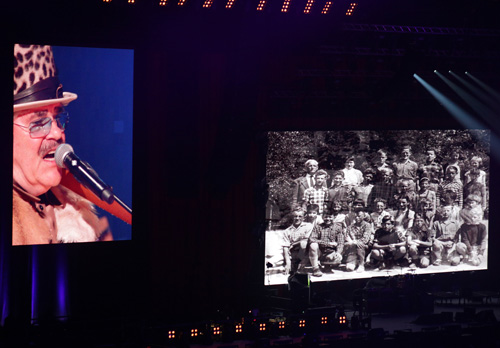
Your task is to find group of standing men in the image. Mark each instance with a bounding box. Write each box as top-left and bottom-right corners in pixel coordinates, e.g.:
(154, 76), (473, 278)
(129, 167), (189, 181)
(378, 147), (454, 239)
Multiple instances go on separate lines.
(280, 145), (488, 277)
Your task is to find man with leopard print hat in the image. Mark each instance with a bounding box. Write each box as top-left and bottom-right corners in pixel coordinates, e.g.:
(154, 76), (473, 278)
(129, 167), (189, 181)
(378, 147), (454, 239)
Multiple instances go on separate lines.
(13, 44), (110, 245)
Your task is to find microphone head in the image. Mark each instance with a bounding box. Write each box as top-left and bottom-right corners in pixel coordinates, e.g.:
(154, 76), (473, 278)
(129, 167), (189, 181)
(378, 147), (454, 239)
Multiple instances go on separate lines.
(55, 143), (74, 169)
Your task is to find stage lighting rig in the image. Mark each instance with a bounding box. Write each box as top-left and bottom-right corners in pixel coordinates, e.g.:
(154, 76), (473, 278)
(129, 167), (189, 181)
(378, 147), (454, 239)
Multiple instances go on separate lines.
(256, 0), (266, 11)
(202, 0), (213, 7)
(281, 0), (291, 12)
(321, 1), (333, 14)
(259, 322), (267, 332)
(346, 2), (357, 15)
(337, 307), (348, 328)
(235, 323), (243, 333)
(303, 0), (315, 13)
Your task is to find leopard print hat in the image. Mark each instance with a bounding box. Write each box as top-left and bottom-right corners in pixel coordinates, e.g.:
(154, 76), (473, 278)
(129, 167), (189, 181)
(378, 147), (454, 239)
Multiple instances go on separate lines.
(13, 44), (77, 113)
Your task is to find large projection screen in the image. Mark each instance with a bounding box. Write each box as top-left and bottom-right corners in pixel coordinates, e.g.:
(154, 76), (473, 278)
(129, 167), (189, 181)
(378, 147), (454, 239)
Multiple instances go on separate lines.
(265, 130), (489, 285)
(12, 44), (133, 245)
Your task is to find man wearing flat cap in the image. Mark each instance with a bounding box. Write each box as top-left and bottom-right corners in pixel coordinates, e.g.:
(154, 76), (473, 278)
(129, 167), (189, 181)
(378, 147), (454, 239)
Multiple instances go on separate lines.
(13, 44), (109, 245)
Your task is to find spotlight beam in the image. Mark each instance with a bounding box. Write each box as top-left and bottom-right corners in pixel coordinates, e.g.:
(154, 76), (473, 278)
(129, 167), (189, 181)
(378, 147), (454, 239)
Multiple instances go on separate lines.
(465, 72), (500, 104)
(435, 70), (498, 129)
(449, 71), (500, 113)
(414, 73), (483, 128)
(413, 73), (497, 161)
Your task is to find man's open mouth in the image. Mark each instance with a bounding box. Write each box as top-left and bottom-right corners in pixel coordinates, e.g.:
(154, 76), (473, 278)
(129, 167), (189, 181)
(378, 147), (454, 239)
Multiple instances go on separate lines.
(43, 150), (56, 160)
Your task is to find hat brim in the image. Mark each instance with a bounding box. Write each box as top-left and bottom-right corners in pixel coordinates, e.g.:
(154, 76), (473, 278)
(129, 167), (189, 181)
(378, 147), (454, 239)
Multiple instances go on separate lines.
(13, 92), (78, 113)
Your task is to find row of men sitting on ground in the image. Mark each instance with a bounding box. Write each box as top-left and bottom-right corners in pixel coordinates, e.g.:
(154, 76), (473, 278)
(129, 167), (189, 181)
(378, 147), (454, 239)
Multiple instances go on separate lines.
(282, 195), (487, 277)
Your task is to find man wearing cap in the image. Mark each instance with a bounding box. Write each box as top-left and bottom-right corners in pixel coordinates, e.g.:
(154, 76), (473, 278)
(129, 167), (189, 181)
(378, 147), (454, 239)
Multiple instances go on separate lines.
(13, 44), (109, 245)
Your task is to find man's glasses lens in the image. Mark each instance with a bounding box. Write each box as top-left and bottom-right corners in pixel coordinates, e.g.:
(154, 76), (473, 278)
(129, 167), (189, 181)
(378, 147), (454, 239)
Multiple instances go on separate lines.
(29, 113), (69, 138)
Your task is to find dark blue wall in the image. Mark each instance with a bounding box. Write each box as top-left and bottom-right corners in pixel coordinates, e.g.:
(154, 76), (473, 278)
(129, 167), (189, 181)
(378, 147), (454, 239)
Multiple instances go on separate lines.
(52, 46), (133, 241)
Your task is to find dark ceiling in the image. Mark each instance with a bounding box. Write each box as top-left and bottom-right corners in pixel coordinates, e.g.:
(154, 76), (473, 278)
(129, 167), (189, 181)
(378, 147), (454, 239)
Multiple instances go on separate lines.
(3, 0), (500, 128)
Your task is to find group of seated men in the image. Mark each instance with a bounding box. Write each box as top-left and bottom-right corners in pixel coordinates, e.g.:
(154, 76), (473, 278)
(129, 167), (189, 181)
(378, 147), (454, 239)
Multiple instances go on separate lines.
(281, 148), (488, 277)
(283, 200), (486, 277)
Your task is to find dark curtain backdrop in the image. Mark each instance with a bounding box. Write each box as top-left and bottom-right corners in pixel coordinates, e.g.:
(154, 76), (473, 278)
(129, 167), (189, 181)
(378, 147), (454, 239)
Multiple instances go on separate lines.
(136, 46), (264, 321)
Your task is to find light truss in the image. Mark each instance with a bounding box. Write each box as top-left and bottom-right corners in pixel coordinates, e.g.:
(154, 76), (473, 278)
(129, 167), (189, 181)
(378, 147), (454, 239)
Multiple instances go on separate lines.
(319, 46), (500, 59)
(343, 23), (500, 37)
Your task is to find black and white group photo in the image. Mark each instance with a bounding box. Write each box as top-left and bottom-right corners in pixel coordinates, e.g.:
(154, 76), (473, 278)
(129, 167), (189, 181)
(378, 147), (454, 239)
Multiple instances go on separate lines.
(265, 130), (490, 285)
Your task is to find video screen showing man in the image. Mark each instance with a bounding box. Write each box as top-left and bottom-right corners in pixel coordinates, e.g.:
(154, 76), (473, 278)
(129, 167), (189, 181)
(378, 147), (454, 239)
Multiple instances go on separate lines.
(12, 44), (132, 245)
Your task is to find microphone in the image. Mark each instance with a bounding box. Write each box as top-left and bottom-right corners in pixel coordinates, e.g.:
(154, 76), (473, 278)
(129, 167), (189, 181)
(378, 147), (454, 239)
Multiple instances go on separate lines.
(55, 143), (115, 204)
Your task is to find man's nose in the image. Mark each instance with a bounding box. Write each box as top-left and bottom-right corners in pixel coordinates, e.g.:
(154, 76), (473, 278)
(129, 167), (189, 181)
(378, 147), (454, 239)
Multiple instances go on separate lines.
(46, 118), (63, 139)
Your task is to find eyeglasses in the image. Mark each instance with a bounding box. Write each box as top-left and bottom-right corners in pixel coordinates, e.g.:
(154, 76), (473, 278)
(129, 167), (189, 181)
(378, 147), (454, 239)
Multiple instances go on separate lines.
(14, 110), (69, 138)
